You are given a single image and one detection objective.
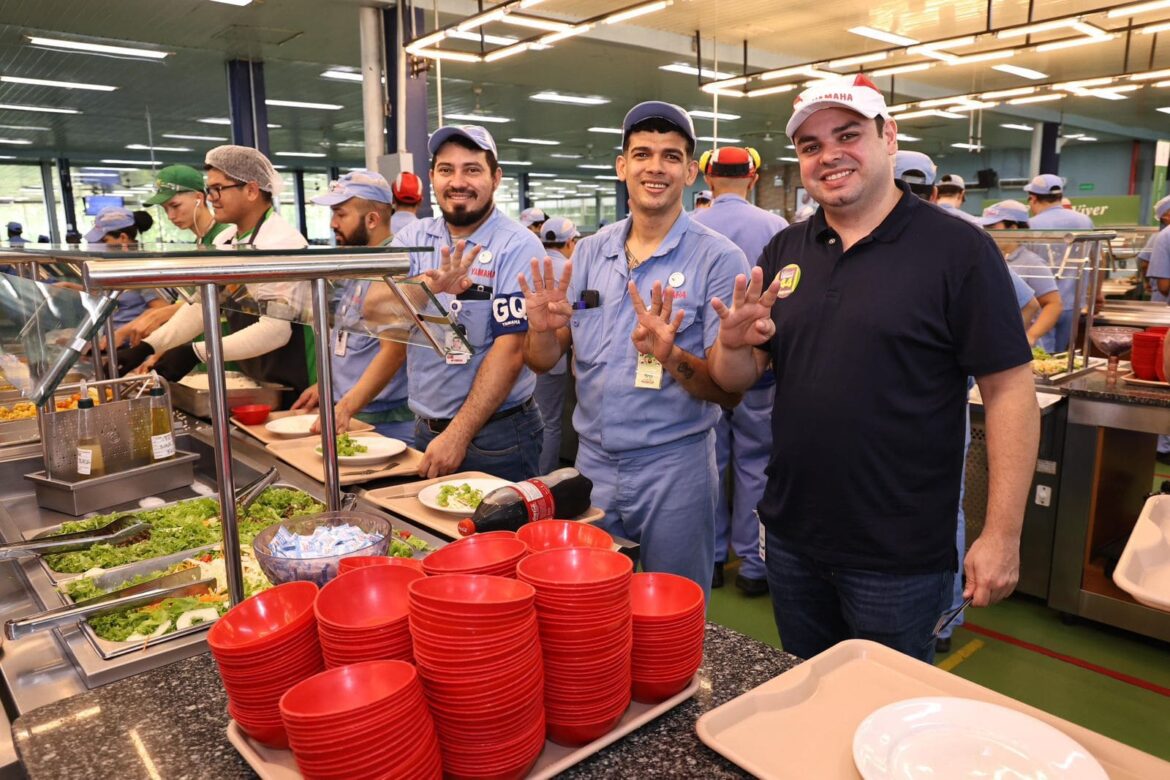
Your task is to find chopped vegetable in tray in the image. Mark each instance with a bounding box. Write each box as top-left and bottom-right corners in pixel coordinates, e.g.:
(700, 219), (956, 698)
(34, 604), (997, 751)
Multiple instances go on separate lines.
(437, 482), (484, 510)
(1031, 346), (1085, 377)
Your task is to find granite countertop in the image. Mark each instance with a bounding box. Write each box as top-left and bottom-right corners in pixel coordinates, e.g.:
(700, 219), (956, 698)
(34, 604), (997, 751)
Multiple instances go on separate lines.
(1061, 369), (1170, 407)
(12, 622), (799, 780)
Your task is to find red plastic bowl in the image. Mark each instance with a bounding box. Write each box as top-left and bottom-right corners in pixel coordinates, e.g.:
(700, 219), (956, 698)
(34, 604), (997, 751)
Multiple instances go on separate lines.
(408, 574), (535, 614)
(630, 572), (705, 621)
(280, 660), (419, 720)
(208, 581), (318, 655)
(516, 520), (613, 551)
(422, 535), (529, 576)
(315, 564), (423, 629)
(517, 547), (632, 588)
(231, 404), (272, 425)
(339, 555), (425, 574)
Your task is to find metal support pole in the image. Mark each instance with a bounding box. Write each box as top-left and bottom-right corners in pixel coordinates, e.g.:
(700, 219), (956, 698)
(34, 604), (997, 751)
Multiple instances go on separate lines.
(56, 158), (77, 242)
(201, 282), (245, 606)
(312, 277), (341, 511)
(39, 161), (60, 244)
(293, 169), (308, 240)
(518, 171), (531, 211)
(359, 6), (387, 172)
(226, 60), (270, 157)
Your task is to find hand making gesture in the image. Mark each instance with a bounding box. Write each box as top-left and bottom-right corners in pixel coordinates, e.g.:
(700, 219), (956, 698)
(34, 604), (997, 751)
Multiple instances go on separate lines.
(628, 280), (681, 364)
(518, 257), (573, 333)
(423, 239), (479, 295)
(710, 266), (782, 350)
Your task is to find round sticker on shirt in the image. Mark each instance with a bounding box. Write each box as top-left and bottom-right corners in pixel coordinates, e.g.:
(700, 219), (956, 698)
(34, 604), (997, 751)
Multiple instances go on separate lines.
(776, 263), (801, 299)
(478, 249), (493, 264)
(667, 272), (685, 288)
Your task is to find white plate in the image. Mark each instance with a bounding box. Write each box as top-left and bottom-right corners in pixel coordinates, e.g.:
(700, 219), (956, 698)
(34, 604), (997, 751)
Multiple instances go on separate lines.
(853, 696), (1107, 780)
(417, 478), (514, 515)
(263, 414), (319, 438)
(314, 435), (407, 466)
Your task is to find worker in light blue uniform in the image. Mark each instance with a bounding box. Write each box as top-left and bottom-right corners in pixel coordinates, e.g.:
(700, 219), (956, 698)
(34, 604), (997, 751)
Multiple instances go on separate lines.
(392, 125), (544, 482)
(296, 170), (413, 443)
(691, 145), (787, 595)
(981, 200), (1063, 347)
(520, 102), (747, 599)
(83, 207), (168, 336)
(390, 171), (423, 235)
(1140, 196), (1170, 461)
(533, 217), (579, 474)
(519, 207), (547, 236)
(934, 174), (982, 225)
(1025, 174), (1094, 353)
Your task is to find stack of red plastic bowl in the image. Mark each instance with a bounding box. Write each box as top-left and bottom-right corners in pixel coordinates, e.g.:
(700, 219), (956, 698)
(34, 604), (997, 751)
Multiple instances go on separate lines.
(279, 660), (441, 779)
(408, 574), (546, 779)
(1131, 330), (1164, 380)
(421, 531), (530, 578)
(338, 555), (426, 575)
(314, 564), (423, 668)
(207, 581), (323, 748)
(517, 547), (633, 747)
(516, 519), (613, 551)
(629, 572), (705, 703)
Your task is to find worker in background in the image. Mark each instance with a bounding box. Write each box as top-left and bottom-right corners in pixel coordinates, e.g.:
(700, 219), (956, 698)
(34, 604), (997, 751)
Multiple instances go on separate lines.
(293, 170), (414, 443)
(893, 151), (936, 199)
(390, 171), (424, 234)
(116, 145), (311, 406)
(81, 207), (171, 344)
(533, 216), (580, 474)
(6, 221), (29, 247)
(520, 101), (748, 598)
(980, 200), (1062, 346)
(1025, 174), (1093, 354)
(934, 174), (981, 225)
(693, 190), (713, 209)
(1142, 195), (1170, 463)
(792, 203), (816, 223)
(519, 207), (547, 236)
(691, 145), (787, 596)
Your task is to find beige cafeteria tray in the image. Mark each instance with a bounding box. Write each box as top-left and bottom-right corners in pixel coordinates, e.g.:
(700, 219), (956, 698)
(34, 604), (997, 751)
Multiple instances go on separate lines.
(264, 431), (423, 486)
(364, 470), (605, 539)
(227, 675), (699, 779)
(695, 639), (1170, 779)
(230, 409), (372, 445)
(1114, 494), (1170, 612)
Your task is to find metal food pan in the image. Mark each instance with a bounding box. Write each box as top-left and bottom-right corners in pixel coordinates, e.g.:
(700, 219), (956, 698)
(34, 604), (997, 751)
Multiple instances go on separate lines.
(171, 373), (287, 419)
(1033, 355), (1107, 385)
(24, 451), (199, 516)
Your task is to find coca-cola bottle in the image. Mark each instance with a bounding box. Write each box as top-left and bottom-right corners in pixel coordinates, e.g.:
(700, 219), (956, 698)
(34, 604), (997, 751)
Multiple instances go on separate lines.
(456, 468), (593, 536)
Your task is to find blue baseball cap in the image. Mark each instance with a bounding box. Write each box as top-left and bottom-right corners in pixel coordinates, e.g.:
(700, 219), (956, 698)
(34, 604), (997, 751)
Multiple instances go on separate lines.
(622, 101), (696, 150)
(428, 125), (498, 159)
(311, 169), (393, 207)
(541, 216), (580, 243)
(979, 200), (1031, 227)
(85, 207), (136, 243)
(894, 151), (937, 185)
(1154, 194), (1170, 221)
(6, 221), (22, 232)
(1024, 173), (1065, 196)
(937, 173), (965, 190)
(519, 207), (547, 227)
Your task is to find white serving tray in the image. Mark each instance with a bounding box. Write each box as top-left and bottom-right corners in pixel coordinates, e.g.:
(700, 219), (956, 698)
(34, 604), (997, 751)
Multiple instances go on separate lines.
(1114, 494), (1170, 612)
(228, 675), (699, 779)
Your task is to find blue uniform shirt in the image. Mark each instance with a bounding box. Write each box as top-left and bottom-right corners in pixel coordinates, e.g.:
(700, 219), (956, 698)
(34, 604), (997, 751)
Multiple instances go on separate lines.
(544, 248), (570, 376)
(392, 207), (541, 420)
(111, 288), (164, 329)
(567, 210), (748, 453)
(391, 211), (418, 235)
(938, 202), (981, 225)
(1028, 206), (1094, 311)
(331, 278), (408, 412)
(1008, 267), (1036, 309)
(1006, 246), (1059, 299)
(1145, 228), (1170, 304)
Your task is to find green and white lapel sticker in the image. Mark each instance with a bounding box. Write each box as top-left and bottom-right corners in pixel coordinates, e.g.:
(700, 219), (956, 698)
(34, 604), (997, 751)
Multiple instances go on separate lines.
(776, 264), (801, 298)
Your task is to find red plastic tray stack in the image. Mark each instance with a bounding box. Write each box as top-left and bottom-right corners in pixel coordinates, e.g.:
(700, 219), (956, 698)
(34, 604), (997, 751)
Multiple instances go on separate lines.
(629, 572), (706, 702)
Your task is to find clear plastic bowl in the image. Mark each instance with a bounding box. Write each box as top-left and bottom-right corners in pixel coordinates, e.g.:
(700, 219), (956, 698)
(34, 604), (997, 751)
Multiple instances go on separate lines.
(251, 510), (392, 587)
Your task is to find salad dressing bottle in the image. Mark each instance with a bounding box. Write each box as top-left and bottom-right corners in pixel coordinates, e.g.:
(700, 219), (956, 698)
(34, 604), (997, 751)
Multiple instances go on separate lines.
(149, 384), (175, 461)
(75, 396), (105, 479)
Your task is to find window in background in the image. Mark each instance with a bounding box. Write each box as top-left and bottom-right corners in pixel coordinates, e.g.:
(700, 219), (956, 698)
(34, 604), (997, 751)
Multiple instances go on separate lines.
(0, 163), (56, 243)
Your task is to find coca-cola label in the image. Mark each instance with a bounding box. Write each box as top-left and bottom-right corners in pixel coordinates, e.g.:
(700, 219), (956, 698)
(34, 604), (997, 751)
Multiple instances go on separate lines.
(507, 479), (555, 522)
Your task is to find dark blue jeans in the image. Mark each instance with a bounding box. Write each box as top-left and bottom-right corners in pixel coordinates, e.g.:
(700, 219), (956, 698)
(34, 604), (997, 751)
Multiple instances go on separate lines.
(413, 403), (544, 483)
(764, 527), (954, 663)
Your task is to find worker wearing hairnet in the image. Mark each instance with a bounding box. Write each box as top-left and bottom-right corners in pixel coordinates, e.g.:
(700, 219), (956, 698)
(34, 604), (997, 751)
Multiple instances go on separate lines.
(116, 145), (312, 406)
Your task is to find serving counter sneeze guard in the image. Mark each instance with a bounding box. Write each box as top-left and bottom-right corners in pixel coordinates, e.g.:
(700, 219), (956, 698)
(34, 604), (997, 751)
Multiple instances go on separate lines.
(69, 243), (448, 605)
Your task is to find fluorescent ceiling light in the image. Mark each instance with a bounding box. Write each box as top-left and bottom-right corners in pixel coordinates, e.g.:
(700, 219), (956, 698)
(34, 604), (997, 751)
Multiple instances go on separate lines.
(891, 109), (965, 120)
(162, 133), (226, 142)
(266, 99), (343, 110)
(848, 26), (918, 46)
(944, 100), (999, 112)
(275, 152), (327, 158)
(1001, 123), (1035, 131)
(0, 75), (116, 91)
(410, 48), (482, 63)
(895, 133), (920, 142)
(697, 135), (742, 143)
(497, 160), (533, 166)
(0, 138), (32, 145)
(703, 76), (749, 91)
(198, 117), (279, 128)
(1139, 21), (1170, 34)
(761, 65), (836, 81)
(1156, 80), (1170, 87)
(604, 1), (673, 26)
(577, 164), (613, 169)
(1070, 22), (1110, 38)
(531, 91), (609, 105)
(659, 62), (735, 80)
(81, 166), (135, 171)
(100, 159), (155, 165)
(456, 8), (507, 32)
(0, 124), (48, 131)
(553, 178), (582, 183)
(126, 144), (191, 152)
(1036, 35), (1115, 52)
(1078, 136), (1098, 141)
(997, 20), (1074, 39)
(952, 143), (983, 150)
(1007, 93), (1066, 104)
(549, 153), (582, 159)
(0, 156), (16, 161)
(210, 0), (253, 5)
(484, 43), (532, 63)
(949, 50), (1016, 64)
(1130, 69), (1170, 80)
(509, 137), (559, 145)
(334, 142), (365, 148)
(918, 96), (973, 108)
(778, 156), (799, 162)
(1077, 85), (1139, 99)
(871, 63), (934, 77)
(981, 86), (1036, 99)
(921, 35), (978, 49)
(826, 52), (888, 68)
(540, 24), (593, 45)
(444, 112), (512, 123)
(26, 36), (170, 59)
(594, 175), (619, 180)
(588, 127), (622, 134)
(320, 69), (363, 83)
(1055, 77), (1115, 89)
(528, 172), (558, 178)
(1107, 0), (1170, 17)
(408, 31), (447, 50)
(0, 103), (79, 114)
(993, 64), (1047, 79)
(746, 85), (798, 98)
(1158, 107), (1170, 114)
(689, 109), (739, 121)
(448, 31), (520, 46)
(502, 15), (571, 32)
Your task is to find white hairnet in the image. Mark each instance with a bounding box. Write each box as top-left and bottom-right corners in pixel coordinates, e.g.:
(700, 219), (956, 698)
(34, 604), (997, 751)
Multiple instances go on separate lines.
(205, 145), (283, 197)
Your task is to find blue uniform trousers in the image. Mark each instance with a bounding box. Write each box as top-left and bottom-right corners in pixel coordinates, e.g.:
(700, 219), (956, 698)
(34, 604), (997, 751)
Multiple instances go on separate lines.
(713, 382), (774, 580)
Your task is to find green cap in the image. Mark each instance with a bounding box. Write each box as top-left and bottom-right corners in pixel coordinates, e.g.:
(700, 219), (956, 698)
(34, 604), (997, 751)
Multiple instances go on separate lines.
(144, 165), (205, 206)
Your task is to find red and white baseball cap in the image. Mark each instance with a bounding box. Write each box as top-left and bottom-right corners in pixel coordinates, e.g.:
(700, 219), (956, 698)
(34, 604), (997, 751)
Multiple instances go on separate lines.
(391, 171), (423, 205)
(785, 74), (891, 139)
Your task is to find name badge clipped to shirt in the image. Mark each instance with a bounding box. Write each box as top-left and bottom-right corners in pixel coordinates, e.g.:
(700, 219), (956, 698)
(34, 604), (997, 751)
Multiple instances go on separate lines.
(334, 330), (348, 357)
(444, 328), (471, 365)
(635, 353), (663, 390)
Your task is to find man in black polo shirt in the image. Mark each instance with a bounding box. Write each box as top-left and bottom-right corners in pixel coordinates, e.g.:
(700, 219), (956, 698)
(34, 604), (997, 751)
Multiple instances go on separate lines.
(708, 75), (1040, 662)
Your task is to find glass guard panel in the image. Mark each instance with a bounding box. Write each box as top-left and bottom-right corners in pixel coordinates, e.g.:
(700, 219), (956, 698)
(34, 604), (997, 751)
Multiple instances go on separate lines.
(0, 271), (109, 396)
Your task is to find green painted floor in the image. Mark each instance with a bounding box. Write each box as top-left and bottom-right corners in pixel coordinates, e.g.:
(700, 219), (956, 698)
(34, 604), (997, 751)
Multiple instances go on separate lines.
(707, 558), (1170, 762)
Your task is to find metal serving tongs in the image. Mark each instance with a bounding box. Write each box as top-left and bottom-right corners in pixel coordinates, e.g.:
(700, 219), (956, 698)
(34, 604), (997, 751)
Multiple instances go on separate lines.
(0, 516), (151, 561)
(235, 466), (280, 513)
(4, 567), (217, 640)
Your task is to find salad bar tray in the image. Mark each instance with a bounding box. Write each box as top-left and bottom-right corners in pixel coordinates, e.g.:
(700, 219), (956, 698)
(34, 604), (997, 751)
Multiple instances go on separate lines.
(25, 450), (199, 516)
(171, 372), (286, 419)
(1032, 353), (1107, 384)
(264, 433), (423, 485)
(227, 674), (700, 779)
(364, 471), (605, 541)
